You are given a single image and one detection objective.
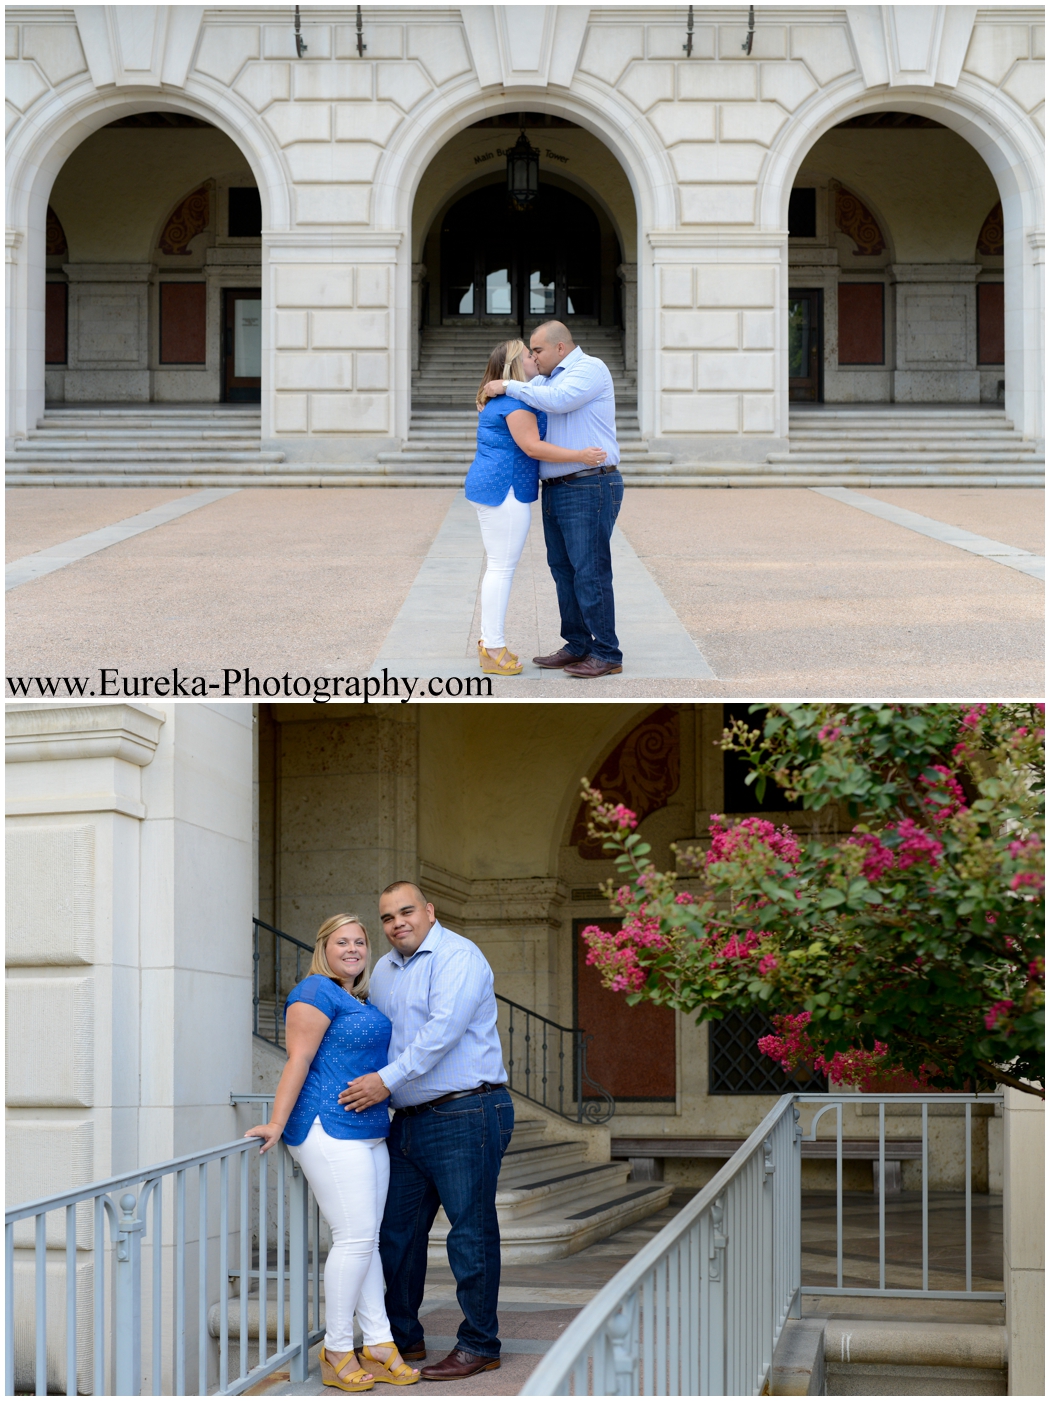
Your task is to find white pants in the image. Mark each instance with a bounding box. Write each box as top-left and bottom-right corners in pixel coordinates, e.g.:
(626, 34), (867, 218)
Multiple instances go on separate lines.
(474, 487), (532, 649)
(288, 1120), (391, 1351)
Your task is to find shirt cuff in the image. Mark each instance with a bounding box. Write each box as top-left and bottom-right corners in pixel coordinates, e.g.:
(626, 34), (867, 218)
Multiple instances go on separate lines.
(503, 380), (524, 399)
(377, 1065), (405, 1093)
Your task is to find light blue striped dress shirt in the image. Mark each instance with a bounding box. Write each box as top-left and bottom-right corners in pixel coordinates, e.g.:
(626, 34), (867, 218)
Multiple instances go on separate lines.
(503, 344), (620, 477)
(370, 922), (508, 1108)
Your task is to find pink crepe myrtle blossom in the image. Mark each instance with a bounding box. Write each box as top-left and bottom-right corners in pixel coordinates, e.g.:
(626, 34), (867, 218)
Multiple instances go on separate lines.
(818, 725), (842, 743)
(611, 805), (638, 830)
(709, 929), (761, 966)
(893, 819), (944, 870)
(674, 891), (694, 905)
(1029, 957), (1045, 982)
(1011, 871), (1045, 893)
(847, 831), (896, 881)
(758, 954), (779, 976)
(707, 814), (802, 869)
(960, 705), (989, 730)
(983, 1000), (1014, 1032)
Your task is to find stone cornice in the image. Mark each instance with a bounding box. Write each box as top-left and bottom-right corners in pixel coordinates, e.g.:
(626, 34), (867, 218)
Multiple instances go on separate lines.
(5, 704), (165, 766)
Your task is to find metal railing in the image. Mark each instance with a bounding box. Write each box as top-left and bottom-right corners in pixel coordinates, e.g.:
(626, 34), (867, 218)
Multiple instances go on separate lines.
(521, 1092), (802, 1396)
(797, 1091), (1004, 1302)
(5, 1129), (324, 1396)
(520, 1090), (1005, 1395)
(496, 994), (615, 1124)
(253, 917), (615, 1124)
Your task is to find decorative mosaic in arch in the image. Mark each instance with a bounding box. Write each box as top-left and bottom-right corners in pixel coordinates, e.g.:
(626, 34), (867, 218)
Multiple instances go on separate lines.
(45, 205), (67, 256)
(977, 202), (1004, 256)
(159, 184), (210, 255)
(834, 184), (886, 256)
(572, 705), (680, 859)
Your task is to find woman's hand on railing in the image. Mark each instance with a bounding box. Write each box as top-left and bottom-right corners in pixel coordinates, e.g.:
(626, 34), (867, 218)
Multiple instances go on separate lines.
(245, 1121), (284, 1154)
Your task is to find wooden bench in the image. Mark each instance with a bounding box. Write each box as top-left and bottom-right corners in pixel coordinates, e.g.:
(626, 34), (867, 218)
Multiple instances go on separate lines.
(610, 1137), (924, 1194)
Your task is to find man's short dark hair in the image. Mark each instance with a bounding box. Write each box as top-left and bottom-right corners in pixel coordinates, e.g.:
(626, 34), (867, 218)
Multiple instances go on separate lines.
(380, 880), (429, 906)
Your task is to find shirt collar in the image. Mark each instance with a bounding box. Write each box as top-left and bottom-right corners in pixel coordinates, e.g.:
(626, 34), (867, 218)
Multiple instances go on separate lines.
(549, 345), (583, 378)
(387, 919), (444, 968)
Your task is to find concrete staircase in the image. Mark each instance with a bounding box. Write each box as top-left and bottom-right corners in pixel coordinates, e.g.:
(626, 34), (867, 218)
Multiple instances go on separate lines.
(760, 405), (1044, 488)
(413, 324), (636, 407)
(8, 397), (1040, 490)
(5, 405), (284, 485)
(249, 1035), (672, 1266)
(428, 1106), (673, 1264)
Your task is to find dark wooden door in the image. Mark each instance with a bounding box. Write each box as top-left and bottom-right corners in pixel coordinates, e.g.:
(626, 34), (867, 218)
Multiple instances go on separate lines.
(574, 919), (676, 1102)
(788, 288), (823, 402)
(223, 288), (262, 403)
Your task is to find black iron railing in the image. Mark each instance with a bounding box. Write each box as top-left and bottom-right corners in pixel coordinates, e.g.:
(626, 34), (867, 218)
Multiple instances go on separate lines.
(252, 919), (615, 1124)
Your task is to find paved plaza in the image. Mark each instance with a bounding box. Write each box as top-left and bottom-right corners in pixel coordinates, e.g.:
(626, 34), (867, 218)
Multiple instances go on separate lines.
(6, 486), (1043, 698)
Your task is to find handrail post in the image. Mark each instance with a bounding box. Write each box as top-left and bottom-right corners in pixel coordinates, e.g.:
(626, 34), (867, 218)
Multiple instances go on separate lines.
(575, 1032), (584, 1123)
(288, 1159), (310, 1383)
(113, 1193), (143, 1396)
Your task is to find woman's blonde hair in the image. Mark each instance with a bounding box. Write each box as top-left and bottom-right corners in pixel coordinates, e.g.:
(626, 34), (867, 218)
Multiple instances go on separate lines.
(476, 339), (528, 411)
(309, 914), (372, 1002)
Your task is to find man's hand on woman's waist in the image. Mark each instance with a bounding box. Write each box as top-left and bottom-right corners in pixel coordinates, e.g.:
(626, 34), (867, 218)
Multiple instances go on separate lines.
(339, 1071), (392, 1112)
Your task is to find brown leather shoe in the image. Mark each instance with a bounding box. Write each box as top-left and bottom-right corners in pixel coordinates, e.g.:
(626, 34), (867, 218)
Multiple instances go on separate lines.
(563, 655), (623, 678)
(418, 1349), (500, 1381)
(400, 1343), (426, 1363)
(532, 647), (586, 669)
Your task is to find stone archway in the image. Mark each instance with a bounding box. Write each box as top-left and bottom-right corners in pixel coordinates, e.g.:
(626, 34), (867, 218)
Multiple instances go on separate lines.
(758, 84), (1044, 439)
(373, 87), (677, 441)
(6, 88), (289, 439)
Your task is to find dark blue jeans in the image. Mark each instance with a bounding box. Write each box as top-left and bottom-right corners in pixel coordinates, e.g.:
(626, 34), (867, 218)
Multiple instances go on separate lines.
(541, 470), (624, 664)
(379, 1088), (514, 1359)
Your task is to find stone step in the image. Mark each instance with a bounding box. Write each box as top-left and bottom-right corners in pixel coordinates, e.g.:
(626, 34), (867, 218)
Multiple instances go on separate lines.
(6, 449), (286, 464)
(823, 1319), (1007, 1397)
(11, 468), (1043, 489)
(40, 407), (260, 419)
(496, 1161), (630, 1220)
(375, 449), (673, 465)
(768, 450), (1042, 464)
(428, 1180), (673, 1264)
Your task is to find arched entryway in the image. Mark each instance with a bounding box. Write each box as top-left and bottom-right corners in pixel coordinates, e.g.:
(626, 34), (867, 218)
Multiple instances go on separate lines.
(761, 87), (1043, 443)
(6, 91), (286, 440)
(398, 103), (652, 425)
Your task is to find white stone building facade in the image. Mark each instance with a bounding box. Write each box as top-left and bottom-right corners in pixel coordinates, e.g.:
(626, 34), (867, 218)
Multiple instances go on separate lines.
(5, 5), (1044, 469)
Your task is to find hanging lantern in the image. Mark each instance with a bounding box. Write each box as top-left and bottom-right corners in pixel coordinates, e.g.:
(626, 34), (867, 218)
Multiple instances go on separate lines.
(506, 129), (540, 212)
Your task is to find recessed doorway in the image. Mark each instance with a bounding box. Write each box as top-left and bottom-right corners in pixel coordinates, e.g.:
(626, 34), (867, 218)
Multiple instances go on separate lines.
(441, 184), (603, 332)
(788, 288), (824, 402)
(223, 288), (261, 403)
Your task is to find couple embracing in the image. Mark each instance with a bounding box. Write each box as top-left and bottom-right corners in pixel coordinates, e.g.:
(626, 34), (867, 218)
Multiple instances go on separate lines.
(465, 320), (624, 679)
(247, 884), (512, 1391)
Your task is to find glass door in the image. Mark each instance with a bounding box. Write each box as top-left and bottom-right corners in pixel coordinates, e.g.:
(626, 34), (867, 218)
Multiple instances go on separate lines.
(788, 288), (823, 402)
(223, 288), (262, 403)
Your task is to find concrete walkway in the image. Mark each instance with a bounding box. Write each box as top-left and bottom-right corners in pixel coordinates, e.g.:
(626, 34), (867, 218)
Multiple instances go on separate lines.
(5, 486), (1043, 698)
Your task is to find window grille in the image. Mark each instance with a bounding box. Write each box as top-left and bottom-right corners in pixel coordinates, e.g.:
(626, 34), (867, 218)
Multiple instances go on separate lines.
(709, 1010), (827, 1094)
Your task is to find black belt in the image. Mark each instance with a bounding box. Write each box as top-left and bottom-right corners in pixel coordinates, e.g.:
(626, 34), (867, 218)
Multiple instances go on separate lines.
(394, 1083), (501, 1116)
(545, 464), (619, 485)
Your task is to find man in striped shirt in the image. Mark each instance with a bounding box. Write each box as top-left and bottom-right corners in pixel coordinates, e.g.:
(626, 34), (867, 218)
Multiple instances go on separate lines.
(338, 881), (514, 1382)
(484, 320), (624, 678)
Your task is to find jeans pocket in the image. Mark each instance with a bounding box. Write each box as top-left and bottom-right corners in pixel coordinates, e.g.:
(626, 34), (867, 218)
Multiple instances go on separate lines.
(494, 1099), (515, 1157)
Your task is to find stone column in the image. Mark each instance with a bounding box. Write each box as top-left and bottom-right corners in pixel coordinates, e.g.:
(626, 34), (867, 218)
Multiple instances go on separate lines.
(6, 701), (254, 1394)
(617, 262), (637, 374)
(1003, 1087), (1044, 1395)
(411, 262), (427, 374)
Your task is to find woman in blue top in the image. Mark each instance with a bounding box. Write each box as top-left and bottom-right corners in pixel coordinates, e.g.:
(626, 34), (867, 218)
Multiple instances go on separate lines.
(245, 915), (418, 1394)
(464, 339), (607, 677)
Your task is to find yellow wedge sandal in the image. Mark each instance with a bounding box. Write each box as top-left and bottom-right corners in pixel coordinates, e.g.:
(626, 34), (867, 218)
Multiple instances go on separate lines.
(356, 1344), (421, 1387)
(319, 1346), (376, 1392)
(477, 641), (523, 676)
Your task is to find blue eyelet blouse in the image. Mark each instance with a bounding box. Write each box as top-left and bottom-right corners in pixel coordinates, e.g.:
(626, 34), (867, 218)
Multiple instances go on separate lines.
(281, 975), (393, 1144)
(464, 398), (548, 507)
